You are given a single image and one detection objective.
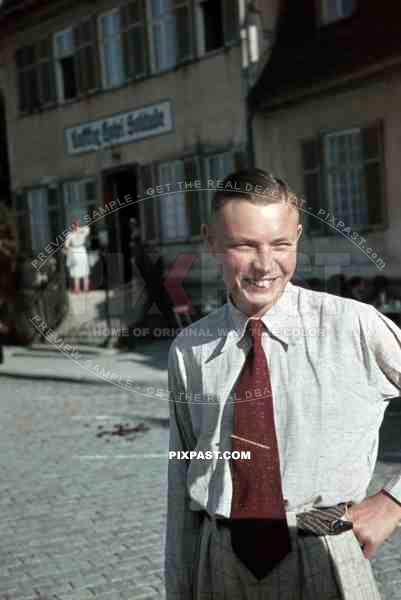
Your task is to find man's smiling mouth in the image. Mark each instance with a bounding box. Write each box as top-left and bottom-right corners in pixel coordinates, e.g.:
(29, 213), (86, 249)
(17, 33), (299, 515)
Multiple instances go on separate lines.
(242, 277), (278, 289)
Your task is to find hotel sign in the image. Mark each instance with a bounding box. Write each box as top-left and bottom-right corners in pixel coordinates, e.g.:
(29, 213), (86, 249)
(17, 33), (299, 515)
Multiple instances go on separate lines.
(65, 100), (173, 156)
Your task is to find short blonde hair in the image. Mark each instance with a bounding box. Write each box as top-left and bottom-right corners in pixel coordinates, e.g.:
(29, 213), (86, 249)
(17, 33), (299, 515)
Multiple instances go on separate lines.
(212, 168), (301, 222)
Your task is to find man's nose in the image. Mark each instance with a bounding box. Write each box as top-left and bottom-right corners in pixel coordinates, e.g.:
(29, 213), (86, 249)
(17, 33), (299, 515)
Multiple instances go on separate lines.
(253, 249), (273, 272)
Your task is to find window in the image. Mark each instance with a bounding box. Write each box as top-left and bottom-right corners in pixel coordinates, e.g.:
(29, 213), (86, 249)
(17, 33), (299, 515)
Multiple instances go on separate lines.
(139, 164), (159, 242)
(16, 38), (56, 112)
(54, 20), (99, 101)
(320, 0), (356, 25)
(184, 156), (202, 237)
(27, 188), (50, 252)
(324, 129), (366, 228)
(15, 192), (31, 253)
(99, 3), (148, 88)
(54, 28), (78, 101)
(155, 157), (204, 241)
(204, 151), (234, 218)
(196, 0), (239, 56)
(121, 1), (149, 79)
(158, 160), (189, 240)
(63, 179), (97, 229)
(99, 10), (125, 88)
(138, 150), (239, 243)
(47, 186), (63, 243)
(15, 187), (63, 254)
(149, 0), (192, 73)
(74, 18), (99, 94)
(301, 122), (385, 235)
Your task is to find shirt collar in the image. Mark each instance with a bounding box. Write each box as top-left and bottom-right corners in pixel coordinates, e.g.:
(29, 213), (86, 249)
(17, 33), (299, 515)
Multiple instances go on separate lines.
(224, 281), (303, 350)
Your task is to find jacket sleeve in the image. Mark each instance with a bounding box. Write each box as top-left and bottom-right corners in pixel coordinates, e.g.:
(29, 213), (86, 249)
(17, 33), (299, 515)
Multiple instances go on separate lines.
(165, 340), (203, 599)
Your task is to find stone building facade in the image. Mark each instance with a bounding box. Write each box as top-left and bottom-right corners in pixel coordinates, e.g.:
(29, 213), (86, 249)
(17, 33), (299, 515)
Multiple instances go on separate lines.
(0, 0), (278, 309)
(250, 0), (401, 283)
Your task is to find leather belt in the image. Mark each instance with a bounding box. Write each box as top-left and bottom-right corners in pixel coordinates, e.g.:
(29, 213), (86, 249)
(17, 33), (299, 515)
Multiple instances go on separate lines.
(204, 502), (354, 537)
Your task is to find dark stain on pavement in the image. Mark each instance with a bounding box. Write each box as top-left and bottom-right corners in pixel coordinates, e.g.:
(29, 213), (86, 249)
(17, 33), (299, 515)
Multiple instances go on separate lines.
(96, 422), (149, 439)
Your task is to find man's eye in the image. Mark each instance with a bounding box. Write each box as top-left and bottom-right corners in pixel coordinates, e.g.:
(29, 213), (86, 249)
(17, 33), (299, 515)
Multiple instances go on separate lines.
(227, 243), (252, 249)
(274, 242), (291, 249)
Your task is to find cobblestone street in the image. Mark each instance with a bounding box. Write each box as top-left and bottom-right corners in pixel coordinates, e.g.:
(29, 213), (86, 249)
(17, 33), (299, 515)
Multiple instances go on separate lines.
(0, 374), (400, 599)
(0, 377), (169, 600)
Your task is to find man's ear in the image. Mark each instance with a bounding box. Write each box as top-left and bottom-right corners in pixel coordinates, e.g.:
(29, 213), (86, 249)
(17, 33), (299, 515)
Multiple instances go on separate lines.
(296, 224), (303, 241)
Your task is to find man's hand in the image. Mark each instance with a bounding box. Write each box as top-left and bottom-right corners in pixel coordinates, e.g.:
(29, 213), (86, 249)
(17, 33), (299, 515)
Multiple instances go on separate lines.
(348, 491), (401, 558)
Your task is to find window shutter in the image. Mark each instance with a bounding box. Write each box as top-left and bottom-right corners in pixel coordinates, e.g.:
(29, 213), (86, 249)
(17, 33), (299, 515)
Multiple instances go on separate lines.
(139, 164), (159, 242)
(16, 67), (29, 113)
(15, 192), (32, 253)
(121, 0), (149, 79)
(15, 45), (40, 113)
(121, 5), (131, 79)
(74, 17), (100, 94)
(36, 38), (57, 106)
(175, 3), (192, 62)
(73, 22), (85, 93)
(47, 186), (63, 242)
(184, 157), (201, 237)
(301, 137), (324, 234)
(361, 121), (385, 227)
(15, 48), (28, 112)
(87, 17), (100, 91)
(223, 0), (240, 45)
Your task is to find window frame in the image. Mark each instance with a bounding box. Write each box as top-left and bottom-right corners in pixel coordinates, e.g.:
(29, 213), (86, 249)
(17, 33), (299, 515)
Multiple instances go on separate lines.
(138, 150), (236, 244)
(195, 0), (240, 58)
(147, 0), (193, 74)
(204, 150), (234, 220)
(157, 159), (189, 242)
(301, 121), (386, 237)
(27, 187), (51, 253)
(53, 26), (77, 103)
(121, 0), (149, 81)
(323, 127), (367, 230)
(62, 177), (97, 229)
(15, 38), (56, 113)
(74, 17), (100, 95)
(98, 8), (126, 90)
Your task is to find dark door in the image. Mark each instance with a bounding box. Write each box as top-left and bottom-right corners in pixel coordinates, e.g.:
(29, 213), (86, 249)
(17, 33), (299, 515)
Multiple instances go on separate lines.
(103, 167), (139, 285)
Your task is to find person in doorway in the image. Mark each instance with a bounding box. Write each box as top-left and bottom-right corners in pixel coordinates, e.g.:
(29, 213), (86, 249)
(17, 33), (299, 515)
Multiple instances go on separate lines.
(165, 168), (401, 599)
(128, 217), (143, 281)
(65, 221), (90, 294)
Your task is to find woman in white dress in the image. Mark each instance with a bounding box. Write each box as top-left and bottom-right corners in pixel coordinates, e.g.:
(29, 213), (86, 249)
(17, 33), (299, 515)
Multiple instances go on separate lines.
(65, 221), (90, 294)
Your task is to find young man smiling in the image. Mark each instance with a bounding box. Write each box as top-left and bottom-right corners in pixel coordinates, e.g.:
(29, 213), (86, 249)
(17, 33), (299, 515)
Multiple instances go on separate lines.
(165, 168), (401, 599)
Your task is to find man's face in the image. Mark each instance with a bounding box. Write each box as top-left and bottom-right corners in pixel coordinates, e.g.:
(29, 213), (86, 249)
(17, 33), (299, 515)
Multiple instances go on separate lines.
(204, 200), (302, 316)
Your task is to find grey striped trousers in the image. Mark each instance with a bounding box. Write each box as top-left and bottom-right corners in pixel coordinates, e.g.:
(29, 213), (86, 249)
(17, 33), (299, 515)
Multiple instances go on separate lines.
(194, 512), (381, 599)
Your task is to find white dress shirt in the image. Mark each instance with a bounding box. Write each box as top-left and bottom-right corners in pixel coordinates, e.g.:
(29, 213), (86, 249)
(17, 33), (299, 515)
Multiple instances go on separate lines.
(165, 282), (401, 598)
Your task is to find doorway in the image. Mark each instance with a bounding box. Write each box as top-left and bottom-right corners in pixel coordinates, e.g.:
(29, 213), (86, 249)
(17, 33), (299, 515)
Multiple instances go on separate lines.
(102, 166), (139, 286)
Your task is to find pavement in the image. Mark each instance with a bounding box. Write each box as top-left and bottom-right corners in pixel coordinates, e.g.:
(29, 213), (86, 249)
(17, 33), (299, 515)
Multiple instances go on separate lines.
(0, 343), (401, 599)
(0, 341), (171, 401)
(0, 376), (169, 600)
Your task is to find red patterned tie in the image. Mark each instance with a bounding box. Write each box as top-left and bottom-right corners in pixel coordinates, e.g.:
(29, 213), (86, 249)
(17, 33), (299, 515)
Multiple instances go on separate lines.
(230, 319), (291, 580)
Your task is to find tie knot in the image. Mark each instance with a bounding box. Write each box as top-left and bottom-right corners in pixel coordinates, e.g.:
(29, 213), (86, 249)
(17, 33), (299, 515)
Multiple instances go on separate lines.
(248, 319), (265, 345)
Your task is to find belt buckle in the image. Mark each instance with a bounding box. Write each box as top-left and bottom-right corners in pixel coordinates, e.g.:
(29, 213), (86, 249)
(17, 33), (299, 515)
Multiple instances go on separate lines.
(296, 502), (354, 537)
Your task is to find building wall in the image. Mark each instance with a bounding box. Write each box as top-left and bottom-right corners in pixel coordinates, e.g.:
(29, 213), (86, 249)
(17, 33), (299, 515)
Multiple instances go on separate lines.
(1, 2), (246, 189)
(0, 0), (281, 310)
(253, 71), (401, 279)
